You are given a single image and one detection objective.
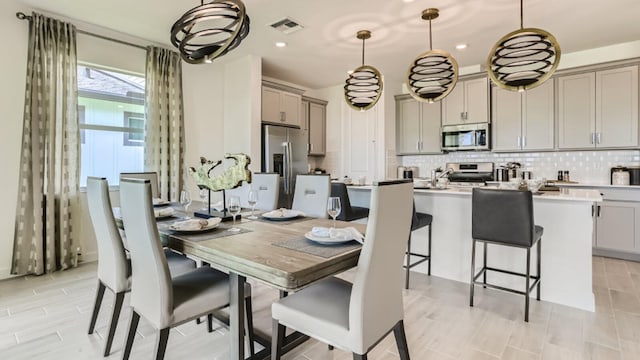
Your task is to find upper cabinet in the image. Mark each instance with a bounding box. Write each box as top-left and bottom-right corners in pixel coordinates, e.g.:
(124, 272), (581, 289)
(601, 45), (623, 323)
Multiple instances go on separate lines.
(302, 97), (327, 156)
(492, 80), (554, 152)
(558, 65), (638, 149)
(395, 95), (442, 155)
(442, 77), (489, 126)
(262, 85), (302, 128)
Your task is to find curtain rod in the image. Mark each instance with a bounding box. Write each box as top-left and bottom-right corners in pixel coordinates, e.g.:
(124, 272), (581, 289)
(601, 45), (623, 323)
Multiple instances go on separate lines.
(16, 12), (148, 51)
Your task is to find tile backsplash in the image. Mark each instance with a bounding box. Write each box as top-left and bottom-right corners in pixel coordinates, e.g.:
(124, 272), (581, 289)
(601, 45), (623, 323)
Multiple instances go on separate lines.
(401, 150), (640, 184)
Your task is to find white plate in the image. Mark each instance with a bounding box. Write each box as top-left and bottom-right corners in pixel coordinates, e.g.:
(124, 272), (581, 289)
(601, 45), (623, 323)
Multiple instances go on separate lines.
(153, 199), (171, 207)
(262, 210), (303, 221)
(169, 221), (220, 233)
(305, 232), (354, 245)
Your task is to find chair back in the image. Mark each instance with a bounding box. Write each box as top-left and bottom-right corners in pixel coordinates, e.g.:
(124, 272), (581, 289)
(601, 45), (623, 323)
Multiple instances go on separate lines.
(330, 182), (354, 221)
(348, 180), (413, 352)
(120, 172), (159, 199)
(225, 173), (280, 211)
(86, 177), (129, 293)
(292, 174), (330, 218)
(119, 178), (173, 329)
(472, 188), (535, 247)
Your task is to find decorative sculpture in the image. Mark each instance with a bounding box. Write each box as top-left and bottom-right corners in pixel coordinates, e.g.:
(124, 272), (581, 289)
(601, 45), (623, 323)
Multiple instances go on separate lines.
(189, 153), (252, 192)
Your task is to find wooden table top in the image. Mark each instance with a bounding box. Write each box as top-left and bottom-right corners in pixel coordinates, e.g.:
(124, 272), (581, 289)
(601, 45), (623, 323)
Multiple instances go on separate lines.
(161, 217), (366, 291)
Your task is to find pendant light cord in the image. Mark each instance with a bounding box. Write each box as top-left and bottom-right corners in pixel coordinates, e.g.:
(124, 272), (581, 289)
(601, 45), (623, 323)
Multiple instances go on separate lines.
(429, 18), (433, 51)
(361, 37), (365, 66)
(520, 0), (524, 29)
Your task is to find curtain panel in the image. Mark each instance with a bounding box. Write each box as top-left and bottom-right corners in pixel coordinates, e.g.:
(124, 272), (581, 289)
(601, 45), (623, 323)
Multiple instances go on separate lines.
(13, 13), (79, 275)
(144, 47), (185, 202)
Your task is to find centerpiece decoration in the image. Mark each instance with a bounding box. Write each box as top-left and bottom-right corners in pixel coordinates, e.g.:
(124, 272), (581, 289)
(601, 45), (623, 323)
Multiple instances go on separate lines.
(188, 153), (251, 221)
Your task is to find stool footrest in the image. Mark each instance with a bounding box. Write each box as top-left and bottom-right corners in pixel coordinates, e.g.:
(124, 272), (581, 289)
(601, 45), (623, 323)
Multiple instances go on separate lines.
(472, 266), (540, 297)
(402, 256), (429, 270)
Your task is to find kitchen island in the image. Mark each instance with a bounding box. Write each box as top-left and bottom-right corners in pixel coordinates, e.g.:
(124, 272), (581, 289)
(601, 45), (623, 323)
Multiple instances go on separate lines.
(347, 185), (602, 311)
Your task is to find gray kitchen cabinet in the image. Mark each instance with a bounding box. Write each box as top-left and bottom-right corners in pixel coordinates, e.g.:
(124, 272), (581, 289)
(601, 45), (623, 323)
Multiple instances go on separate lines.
(302, 96), (327, 156)
(558, 65), (638, 149)
(261, 86), (302, 128)
(595, 200), (640, 254)
(442, 77), (489, 126)
(492, 80), (554, 151)
(395, 94), (441, 155)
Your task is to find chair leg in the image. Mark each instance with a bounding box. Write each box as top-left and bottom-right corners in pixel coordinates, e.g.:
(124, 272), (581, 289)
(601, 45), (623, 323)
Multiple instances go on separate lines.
(470, 240), (476, 307)
(405, 234), (412, 290)
(88, 281), (106, 334)
(483, 242), (488, 288)
(103, 291), (125, 356)
(537, 238), (542, 301)
(207, 313), (214, 332)
(245, 297), (255, 357)
(271, 319), (285, 360)
(122, 311), (140, 360)
(525, 248), (531, 322)
(427, 224), (432, 276)
(393, 320), (411, 360)
(353, 353), (368, 360)
(155, 328), (170, 360)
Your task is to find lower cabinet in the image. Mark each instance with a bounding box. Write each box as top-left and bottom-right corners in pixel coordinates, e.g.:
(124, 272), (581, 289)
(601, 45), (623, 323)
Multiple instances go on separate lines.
(595, 200), (640, 254)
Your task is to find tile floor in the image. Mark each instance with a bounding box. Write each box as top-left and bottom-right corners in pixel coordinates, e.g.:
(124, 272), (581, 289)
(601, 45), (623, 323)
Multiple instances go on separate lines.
(0, 256), (639, 359)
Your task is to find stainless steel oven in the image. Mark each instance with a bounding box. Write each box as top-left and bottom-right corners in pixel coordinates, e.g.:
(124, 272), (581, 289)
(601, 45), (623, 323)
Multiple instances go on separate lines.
(441, 123), (490, 151)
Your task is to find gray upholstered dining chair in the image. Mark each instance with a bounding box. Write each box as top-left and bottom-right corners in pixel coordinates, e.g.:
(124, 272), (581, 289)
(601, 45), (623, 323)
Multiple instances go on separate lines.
(118, 178), (254, 360)
(119, 172), (159, 198)
(271, 180), (414, 360)
(292, 174), (330, 218)
(86, 177), (196, 356)
(226, 172), (280, 211)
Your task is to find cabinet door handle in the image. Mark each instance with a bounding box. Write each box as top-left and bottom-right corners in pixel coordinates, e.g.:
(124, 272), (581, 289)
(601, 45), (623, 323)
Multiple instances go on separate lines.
(597, 205), (601, 217)
(416, 140), (420, 151)
(280, 111), (285, 122)
(517, 136), (521, 148)
(419, 140), (423, 151)
(590, 132), (595, 144)
(597, 133), (602, 144)
(522, 136), (526, 148)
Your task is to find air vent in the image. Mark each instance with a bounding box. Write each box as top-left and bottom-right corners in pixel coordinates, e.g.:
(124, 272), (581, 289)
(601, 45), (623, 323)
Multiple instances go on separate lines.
(269, 17), (304, 34)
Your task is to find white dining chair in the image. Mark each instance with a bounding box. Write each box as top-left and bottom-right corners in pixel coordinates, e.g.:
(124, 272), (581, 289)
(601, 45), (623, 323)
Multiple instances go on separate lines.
(291, 174), (330, 218)
(118, 178), (255, 360)
(120, 172), (159, 198)
(86, 177), (196, 357)
(225, 173), (280, 211)
(271, 180), (414, 360)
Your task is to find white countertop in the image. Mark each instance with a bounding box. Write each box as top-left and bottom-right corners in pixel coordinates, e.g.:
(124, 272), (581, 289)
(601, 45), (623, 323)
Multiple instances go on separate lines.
(554, 182), (640, 189)
(348, 184), (602, 202)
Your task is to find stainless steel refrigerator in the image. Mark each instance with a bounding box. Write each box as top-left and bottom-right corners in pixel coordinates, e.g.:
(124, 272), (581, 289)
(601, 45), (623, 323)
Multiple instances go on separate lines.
(262, 124), (309, 208)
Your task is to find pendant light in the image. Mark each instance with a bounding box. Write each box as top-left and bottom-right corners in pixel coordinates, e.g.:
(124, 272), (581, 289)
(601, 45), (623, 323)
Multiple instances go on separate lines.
(171, 0), (250, 64)
(344, 30), (383, 111)
(406, 8), (458, 103)
(487, 0), (561, 91)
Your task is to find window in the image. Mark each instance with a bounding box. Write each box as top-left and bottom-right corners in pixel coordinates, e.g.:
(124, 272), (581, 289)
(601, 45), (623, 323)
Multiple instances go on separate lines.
(78, 65), (146, 187)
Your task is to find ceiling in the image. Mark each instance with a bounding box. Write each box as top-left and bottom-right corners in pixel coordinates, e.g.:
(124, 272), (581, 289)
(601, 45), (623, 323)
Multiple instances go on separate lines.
(18, 0), (640, 89)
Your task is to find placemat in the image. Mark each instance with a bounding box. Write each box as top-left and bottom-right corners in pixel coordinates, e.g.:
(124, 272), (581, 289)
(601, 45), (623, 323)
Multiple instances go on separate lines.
(158, 223), (252, 242)
(273, 236), (361, 258)
(254, 216), (313, 226)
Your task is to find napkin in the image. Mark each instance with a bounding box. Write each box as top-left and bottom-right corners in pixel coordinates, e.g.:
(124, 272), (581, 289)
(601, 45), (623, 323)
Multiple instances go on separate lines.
(263, 208), (305, 218)
(154, 207), (175, 218)
(311, 226), (364, 244)
(171, 217), (221, 231)
(153, 198), (168, 205)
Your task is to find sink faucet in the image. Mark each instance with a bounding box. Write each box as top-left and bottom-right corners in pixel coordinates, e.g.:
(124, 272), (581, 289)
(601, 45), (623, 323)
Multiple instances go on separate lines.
(432, 167), (454, 186)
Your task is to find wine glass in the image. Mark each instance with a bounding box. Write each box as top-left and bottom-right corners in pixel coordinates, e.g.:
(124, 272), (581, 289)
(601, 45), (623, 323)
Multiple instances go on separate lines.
(179, 189), (192, 216)
(247, 189), (259, 220)
(228, 195), (241, 232)
(327, 197), (342, 229)
(199, 188), (209, 210)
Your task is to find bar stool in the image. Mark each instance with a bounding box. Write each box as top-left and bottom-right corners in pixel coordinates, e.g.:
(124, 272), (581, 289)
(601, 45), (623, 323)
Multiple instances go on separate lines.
(470, 188), (542, 322)
(404, 203), (432, 289)
(330, 182), (369, 222)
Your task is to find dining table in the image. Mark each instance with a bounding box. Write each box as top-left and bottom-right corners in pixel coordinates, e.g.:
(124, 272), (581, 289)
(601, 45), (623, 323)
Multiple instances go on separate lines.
(154, 205), (367, 360)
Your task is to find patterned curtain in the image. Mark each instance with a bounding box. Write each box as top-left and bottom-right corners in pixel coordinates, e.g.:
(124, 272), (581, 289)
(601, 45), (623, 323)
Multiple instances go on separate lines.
(144, 47), (185, 202)
(12, 13), (79, 275)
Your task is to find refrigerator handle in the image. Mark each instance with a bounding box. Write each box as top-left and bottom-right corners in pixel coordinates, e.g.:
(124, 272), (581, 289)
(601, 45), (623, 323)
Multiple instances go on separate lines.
(286, 141), (293, 195)
(282, 142), (289, 194)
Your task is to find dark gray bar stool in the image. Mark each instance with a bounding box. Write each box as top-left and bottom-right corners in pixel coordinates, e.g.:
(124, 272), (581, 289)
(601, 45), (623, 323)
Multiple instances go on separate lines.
(330, 182), (369, 221)
(404, 203), (432, 289)
(470, 188), (542, 322)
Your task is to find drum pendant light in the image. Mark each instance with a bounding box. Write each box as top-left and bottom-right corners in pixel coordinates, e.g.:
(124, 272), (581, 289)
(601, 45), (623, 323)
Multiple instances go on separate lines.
(406, 8), (458, 103)
(171, 0), (250, 64)
(344, 30), (383, 111)
(487, 0), (561, 91)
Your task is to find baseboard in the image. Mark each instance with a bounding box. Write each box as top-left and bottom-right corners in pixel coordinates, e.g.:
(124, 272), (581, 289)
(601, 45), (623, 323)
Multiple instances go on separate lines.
(593, 247), (640, 262)
(81, 250), (98, 263)
(0, 267), (18, 281)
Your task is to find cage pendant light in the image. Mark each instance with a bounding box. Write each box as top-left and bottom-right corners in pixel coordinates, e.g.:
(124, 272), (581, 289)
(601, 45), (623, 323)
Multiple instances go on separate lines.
(406, 8), (458, 104)
(487, 0), (561, 91)
(170, 0), (250, 64)
(344, 30), (383, 111)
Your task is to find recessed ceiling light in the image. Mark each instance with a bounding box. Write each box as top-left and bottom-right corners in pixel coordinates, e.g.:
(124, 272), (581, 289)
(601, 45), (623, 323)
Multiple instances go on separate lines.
(275, 42), (287, 48)
(456, 43), (468, 50)
(403, 0), (415, 3)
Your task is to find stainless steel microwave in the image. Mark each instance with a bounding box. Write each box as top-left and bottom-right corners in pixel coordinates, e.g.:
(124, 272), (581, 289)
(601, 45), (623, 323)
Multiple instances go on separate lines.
(441, 123), (490, 151)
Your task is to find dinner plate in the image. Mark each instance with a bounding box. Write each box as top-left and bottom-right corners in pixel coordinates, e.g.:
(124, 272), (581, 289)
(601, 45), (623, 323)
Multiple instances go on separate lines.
(262, 210), (303, 221)
(304, 232), (354, 245)
(153, 199), (171, 207)
(169, 222), (220, 233)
